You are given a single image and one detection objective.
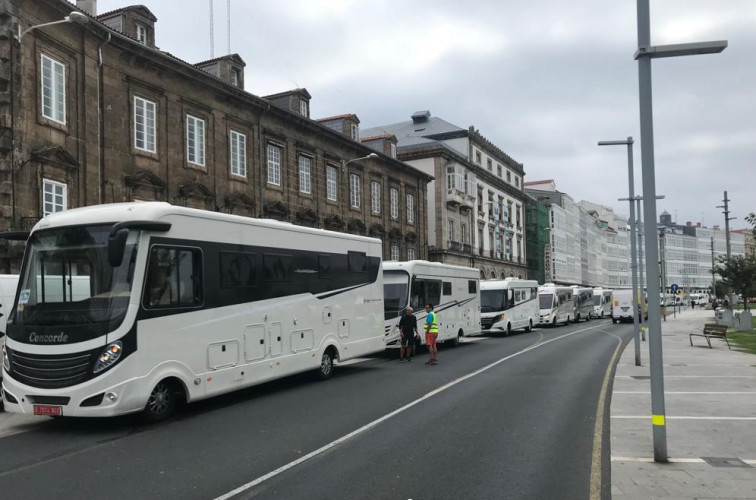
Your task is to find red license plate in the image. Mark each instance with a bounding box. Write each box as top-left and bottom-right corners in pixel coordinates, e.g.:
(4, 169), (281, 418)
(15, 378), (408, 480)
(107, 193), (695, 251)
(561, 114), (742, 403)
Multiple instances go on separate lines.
(33, 405), (62, 416)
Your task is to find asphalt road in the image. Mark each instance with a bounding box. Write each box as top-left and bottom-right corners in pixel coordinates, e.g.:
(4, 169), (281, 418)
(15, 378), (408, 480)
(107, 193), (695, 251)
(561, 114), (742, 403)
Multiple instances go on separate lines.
(0, 319), (632, 500)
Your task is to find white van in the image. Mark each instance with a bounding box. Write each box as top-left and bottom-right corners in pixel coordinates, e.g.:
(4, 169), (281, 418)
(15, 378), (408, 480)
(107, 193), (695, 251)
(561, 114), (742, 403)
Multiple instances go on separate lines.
(591, 288), (613, 319)
(611, 289), (635, 323)
(480, 279), (539, 335)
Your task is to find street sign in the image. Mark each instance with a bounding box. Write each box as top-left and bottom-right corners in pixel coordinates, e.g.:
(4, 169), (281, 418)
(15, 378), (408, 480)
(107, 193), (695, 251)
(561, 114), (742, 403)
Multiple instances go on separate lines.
(670, 284), (679, 294)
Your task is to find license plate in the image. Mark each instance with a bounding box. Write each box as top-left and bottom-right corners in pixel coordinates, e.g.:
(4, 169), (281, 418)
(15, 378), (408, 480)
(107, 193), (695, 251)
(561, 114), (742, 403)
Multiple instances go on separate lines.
(33, 405), (62, 416)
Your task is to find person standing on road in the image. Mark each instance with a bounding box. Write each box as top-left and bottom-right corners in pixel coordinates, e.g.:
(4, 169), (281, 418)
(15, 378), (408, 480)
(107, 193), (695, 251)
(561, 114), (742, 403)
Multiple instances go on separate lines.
(424, 304), (438, 365)
(398, 306), (418, 362)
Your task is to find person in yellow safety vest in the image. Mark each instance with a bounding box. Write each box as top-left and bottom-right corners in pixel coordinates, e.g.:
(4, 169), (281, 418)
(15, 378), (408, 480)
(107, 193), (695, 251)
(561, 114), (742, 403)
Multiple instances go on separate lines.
(424, 304), (438, 365)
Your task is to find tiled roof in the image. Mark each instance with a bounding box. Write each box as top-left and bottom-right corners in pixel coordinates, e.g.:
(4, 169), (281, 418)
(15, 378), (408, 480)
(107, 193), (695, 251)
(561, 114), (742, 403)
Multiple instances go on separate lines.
(360, 134), (395, 142)
(524, 179), (554, 186)
(96, 5), (158, 22)
(316, 113), (358, 122)
(263, 88), (312, 100)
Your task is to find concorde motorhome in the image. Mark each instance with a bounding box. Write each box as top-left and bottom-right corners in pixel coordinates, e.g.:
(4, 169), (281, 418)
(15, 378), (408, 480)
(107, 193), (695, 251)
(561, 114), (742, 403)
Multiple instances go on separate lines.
(480, 279), (539, 334)
(383, 261), (480, 347)
(591, 288), (613, 318)
(537, 284), (574, 326)
(1, 203), (385, 420)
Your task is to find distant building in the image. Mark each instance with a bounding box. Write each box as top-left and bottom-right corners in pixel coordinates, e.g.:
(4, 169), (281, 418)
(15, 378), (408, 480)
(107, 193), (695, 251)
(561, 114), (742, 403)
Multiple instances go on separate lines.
(0, 0), (432, 271)
(363, 111), (528, 279)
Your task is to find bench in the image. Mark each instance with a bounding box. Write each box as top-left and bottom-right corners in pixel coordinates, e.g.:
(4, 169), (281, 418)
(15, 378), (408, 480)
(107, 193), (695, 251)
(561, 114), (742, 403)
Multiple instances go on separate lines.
(689, 323), (730, 349)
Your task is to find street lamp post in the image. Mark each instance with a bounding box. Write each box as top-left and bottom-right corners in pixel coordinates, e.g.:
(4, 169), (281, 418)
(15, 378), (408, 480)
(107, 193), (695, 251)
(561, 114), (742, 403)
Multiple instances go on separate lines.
(18, 11), (88, 39)
(635, 0), (727, 462)
(599, 137), (641, 367)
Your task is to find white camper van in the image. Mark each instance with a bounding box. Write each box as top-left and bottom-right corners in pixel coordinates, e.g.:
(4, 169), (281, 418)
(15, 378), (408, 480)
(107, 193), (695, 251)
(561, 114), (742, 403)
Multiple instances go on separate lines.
(1, 203), (385, 420)
(571, 286), (594, 322)
(591, 288), (613, 318)
(538, 284), (575, 326)
(383, 261), (480, 347)
(611, 289), (635, 323)
(480, 279), (539, 335)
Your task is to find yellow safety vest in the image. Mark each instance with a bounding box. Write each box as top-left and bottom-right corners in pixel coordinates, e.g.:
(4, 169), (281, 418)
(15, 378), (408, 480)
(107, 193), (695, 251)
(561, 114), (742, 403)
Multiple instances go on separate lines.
(426, 311), (438, 333)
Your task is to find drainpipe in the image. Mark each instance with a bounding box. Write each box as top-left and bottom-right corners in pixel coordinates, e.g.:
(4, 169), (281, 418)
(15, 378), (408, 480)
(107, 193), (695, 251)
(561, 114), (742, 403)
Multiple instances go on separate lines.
(257, 102), (270, 217)
(97, 33), (111, 204)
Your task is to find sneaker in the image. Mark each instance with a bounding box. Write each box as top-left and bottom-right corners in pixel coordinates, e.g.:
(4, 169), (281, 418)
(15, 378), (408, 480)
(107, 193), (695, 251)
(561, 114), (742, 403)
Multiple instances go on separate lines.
(430, 360), (437, 365)
(400, 358), (406, 363)
(425, 360), (432, 365)
(407, 357), (413, 362)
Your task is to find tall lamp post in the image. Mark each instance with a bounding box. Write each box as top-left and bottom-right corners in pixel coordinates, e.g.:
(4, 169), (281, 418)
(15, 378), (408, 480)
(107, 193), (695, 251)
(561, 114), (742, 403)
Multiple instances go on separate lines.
(599, 137), (641, 367)
(635, 0), (727, 462)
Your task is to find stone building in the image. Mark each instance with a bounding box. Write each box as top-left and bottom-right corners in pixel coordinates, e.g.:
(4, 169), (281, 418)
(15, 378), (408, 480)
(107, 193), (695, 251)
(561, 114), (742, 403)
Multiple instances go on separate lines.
(363, 111), (529, 279)
(0, 0), (432, 271)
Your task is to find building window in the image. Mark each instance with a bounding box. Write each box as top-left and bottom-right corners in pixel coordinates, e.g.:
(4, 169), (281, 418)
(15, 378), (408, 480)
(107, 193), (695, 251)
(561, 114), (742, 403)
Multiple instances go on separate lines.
(350, 173), (361, 208)
(390, 244), (399, 261)
(487, 158), (492, 171)
(327, 165), (338, 201)
(299, 99), (308, 117)
(515, 176), (520, 188)
(461, 222), (468, 244)
(230, 130), (247, 177)
(507, 171), (511, 182)
(407, 247), (415, 260)
(230, 68), (241, 87)
(390, 187), (399, 219)
(186, 115), (205, 166)
(390, 143), (397, 158)
(448, 219), (455, 242)
(136, 23), (147, 44)
(350, 123), (359, 140)
(42, 179), (67, 216)
(41, 54), (66, 124)
(497, 165), (502, 177)
(406, 193), (415, 223)
(267, 144), (281, 185)
(371, 181), (381, 214)
(475, 150), (481, 164)
(299, 155), (312, 194)
(134, 96), (156, 153)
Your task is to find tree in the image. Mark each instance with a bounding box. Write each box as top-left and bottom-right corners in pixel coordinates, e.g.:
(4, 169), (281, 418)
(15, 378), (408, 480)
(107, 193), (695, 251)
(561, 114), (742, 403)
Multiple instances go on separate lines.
(714, 254), (756, 310)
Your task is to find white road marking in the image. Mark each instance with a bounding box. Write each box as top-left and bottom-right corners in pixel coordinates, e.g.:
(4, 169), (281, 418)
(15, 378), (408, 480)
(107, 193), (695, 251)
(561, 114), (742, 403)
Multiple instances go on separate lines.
(213, 323), (608, 500)
(612, 416), (756, 420)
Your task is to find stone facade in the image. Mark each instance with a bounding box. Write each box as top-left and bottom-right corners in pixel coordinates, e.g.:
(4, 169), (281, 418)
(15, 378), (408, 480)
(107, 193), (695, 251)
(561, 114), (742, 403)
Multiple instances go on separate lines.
(0, 0), (431, 272)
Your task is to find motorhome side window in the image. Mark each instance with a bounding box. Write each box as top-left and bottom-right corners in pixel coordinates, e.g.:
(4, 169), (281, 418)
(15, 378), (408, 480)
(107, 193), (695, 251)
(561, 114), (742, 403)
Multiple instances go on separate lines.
(263, 253), (293, 281)
(348, 251), (366, 273)
(318, 255), (331, 278)
(220, 251), (257, 288)
(410, 278), (441, 309)
(442, 282), (452, 296)
(144, 246), (203, 308)
(468, 280), (477, 294)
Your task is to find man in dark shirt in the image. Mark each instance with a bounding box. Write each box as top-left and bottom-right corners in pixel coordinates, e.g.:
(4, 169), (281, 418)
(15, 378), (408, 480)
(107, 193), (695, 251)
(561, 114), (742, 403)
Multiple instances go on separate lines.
(398, 306), (418, 362)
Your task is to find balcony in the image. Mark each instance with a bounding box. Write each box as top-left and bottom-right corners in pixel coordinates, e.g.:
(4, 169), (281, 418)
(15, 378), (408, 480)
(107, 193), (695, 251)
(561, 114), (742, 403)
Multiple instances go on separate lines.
(462, 243), (472, 254)
(446, 189), (475, 210)
(448, 240), (462, 252)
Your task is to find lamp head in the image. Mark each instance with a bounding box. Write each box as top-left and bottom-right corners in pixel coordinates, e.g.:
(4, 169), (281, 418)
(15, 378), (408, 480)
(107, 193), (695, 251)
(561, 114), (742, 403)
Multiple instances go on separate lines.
(66, 12), (89, 25)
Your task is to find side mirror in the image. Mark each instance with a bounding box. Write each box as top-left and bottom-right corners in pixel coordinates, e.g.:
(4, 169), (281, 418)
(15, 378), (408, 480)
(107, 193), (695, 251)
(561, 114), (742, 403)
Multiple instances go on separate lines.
(108, 228), (129, 267)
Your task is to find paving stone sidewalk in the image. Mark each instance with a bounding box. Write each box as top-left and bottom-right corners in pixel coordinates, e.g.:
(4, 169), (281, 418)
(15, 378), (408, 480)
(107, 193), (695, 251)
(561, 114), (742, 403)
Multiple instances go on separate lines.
(611, 307), (756, 499)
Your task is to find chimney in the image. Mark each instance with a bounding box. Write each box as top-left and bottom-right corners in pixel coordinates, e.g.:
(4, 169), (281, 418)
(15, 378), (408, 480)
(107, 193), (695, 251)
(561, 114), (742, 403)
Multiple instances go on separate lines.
(411, 110), (430, 124)
(686, 221), (692, 227)
(77, 0), (97, 15)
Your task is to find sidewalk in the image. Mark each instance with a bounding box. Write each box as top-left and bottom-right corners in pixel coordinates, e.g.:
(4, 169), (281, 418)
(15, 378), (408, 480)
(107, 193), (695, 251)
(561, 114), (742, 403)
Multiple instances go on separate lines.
(611, 308), (756, 499)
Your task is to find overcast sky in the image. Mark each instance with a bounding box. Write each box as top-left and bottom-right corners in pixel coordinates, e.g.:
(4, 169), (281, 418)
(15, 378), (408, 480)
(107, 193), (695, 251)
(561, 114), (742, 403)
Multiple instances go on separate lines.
(96, 0), (756, 229)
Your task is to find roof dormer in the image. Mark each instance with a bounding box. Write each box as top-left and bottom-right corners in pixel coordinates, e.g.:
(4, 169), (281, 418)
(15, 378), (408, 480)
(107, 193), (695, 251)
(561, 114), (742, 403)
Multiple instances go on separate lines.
(361, 134), (398, 158)
(263, 89), (312, 118)
(97, 5), (158, 48)
(316, 114), (361, 141)
(195, 54), (247, 89)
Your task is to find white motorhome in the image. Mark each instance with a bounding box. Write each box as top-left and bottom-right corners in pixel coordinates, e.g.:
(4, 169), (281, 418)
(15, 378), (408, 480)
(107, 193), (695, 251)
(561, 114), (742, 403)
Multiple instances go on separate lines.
(571, 286), (594, 322)
(0, 274), (19, 395)
(537, 284), (575, 326)
(591, 288), (613, 318)
(611, 288), (635, 323)
(480, 279), (539, 335)
(1, 203), (385, 420)
(383, 261), (480, 347)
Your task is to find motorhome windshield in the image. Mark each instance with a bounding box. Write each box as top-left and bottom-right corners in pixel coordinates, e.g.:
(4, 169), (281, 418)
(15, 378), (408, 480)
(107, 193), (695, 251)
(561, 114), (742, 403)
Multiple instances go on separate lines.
(481, 289), (506, 312)
(539, 293), (554, 309)
(383, 271), (409, 312)
(9, 225), (139, 334)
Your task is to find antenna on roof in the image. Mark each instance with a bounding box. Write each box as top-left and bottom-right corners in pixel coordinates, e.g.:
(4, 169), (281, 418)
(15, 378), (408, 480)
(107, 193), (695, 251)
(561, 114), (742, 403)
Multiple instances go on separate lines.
(209, 0), (215, 58)
(227, 0), (231, 54)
